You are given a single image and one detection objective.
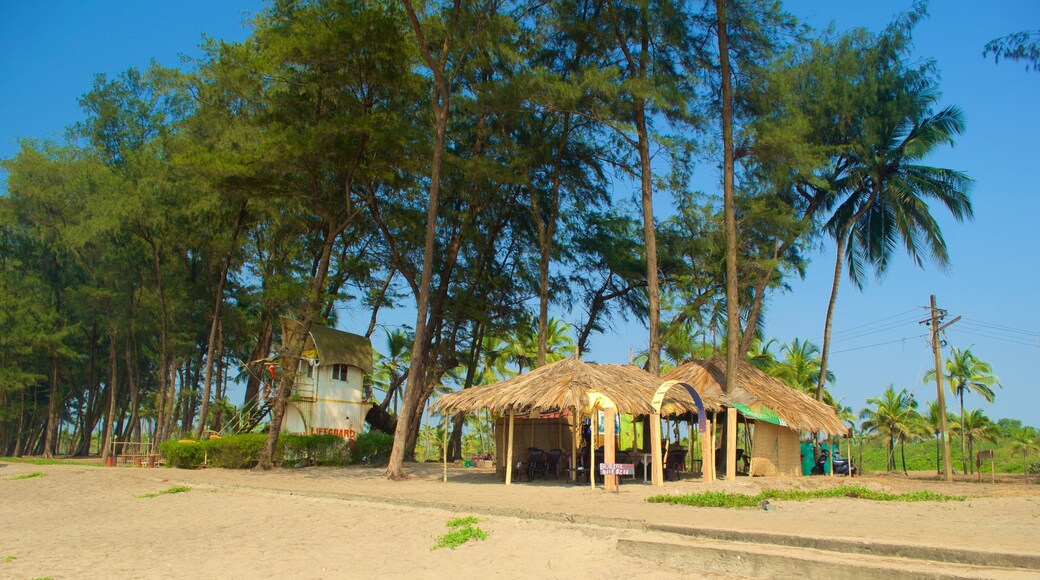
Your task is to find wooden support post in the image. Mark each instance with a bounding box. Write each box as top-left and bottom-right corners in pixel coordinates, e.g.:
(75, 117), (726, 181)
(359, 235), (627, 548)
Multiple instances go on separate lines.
(442, 414), (449, 483)
(702, 416), (714, 482)
(650, 412), (663, 486)
(570, 412), (578, 482)
(604, 407), (617, 491)
(589, 424), (596, 490)
(505, 409), (515, 486)
(725, 407), (737, 480)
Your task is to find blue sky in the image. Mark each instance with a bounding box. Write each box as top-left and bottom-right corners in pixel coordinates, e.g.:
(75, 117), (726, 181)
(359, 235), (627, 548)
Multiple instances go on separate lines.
(2, 1), (1037, 426)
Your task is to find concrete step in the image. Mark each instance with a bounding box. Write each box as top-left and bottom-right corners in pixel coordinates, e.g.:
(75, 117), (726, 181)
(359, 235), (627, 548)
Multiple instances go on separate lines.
(618, 534), (1038, 579)
(645, 523), (1040, 571)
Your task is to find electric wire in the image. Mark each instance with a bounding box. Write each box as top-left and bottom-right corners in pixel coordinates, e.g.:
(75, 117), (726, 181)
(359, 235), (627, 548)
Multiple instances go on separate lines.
(947, 327), (1039, 348)
(829, 333), (929, 355)
(829, 308), (920, 337)
(830, 317), (922, 344)
(960, 317), (1039, 337)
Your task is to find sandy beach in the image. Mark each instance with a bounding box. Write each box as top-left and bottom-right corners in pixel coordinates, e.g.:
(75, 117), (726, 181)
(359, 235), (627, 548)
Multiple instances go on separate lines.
(2, 460), (1038, 579)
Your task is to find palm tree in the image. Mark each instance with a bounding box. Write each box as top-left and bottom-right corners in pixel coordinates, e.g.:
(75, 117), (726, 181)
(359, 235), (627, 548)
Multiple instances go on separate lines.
(958, 409), (998, 475)
(745, 338), (778, 372)
(771, 339), (834, 400)
(816, 100), (973, 406)
(924, 347), (1000, 474)
(371, 328), (412, 415)
(1007, 433), (1040, 480)
(860, 386), (919, 473)
(922, 400), (958, 475)
(502, 317), (575, 376)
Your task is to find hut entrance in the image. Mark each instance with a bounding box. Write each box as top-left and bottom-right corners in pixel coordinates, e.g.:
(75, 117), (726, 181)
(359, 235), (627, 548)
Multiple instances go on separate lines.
(649, 380), (713, 485)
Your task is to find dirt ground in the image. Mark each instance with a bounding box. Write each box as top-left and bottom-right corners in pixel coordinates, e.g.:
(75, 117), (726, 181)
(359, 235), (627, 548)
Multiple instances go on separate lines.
(2, 460), (1038, 579)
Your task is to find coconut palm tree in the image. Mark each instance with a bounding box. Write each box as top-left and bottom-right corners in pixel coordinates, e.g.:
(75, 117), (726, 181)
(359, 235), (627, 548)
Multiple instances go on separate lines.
(1007, 432), (1040, 480)
(772, 339), (833, 397)
(371, 328), (412, 415)
(922, 400), (958, 475)
(924, 347), (1000, 474)
(745, 338), (778, 373)
(860, 386), (919, 473)
(958, 409), (999, 475)
(816, 101), (973, 406)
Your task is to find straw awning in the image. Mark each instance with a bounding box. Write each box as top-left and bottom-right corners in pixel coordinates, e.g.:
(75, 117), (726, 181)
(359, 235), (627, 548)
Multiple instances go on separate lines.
(662, 357), (848, 436)
(435, 356), (713, 416)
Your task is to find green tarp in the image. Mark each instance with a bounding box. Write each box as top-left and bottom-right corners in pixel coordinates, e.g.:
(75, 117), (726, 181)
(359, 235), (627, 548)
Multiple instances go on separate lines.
(731, 402), (787, 427)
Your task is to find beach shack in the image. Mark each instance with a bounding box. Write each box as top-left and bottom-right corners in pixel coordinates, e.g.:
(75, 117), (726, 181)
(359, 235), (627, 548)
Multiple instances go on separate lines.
(280, 318), (374, 442)
(435, 357), (706, 488)
(664, 358), (848, 477)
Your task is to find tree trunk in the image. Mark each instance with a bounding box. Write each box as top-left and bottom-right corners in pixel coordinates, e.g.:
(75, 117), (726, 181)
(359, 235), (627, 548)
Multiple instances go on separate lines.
(244, 315), (274, 407)
(634, 107), (661, 376)
(387, 0), (452, 480)
(816, 192), (879, 403)
(195, 207), (243, 438)
(960, 389), (967, 475)
(211, 318), (226, 432)
(715, 0), (740, 483)
(900, 438), (908, 475)
(42, 359), (61, 458)
(256, 222), (339, 469)
(124, 333), (140, 444)
(101, 326), (118, 461)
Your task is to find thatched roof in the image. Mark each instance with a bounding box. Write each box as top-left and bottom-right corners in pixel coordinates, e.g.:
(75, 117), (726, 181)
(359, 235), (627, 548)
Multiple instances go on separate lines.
(435, 357), (716, 416)
(662, 357), (848, 436)
(281, 317), (374, 372)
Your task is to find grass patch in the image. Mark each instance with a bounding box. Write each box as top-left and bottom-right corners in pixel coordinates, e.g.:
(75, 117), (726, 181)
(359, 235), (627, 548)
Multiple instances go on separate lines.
(432, 516), (487, 550)
(647, 484), (964, 508)
(4, 555), (14, 563)
(137, 485), (191, 499)
(9, 472), (45, 480)
(1, 457), (102, 467)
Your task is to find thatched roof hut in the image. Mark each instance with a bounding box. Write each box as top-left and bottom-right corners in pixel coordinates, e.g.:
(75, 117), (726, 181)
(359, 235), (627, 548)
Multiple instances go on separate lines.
(662, 357), (847, 436)
(435, 356), (715, 416)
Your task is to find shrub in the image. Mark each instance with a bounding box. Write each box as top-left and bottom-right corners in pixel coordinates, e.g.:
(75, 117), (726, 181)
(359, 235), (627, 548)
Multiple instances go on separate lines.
(204, 434), (275, 469)
(352, 430), (393, 465)
(282, 434), (351, 467)
(1028, 462), (1040, 476)
(159, 439), (206, 469)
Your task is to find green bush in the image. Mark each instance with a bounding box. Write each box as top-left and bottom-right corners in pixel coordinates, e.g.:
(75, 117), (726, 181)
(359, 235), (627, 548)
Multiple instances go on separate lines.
(352, 430), (393, 465)
(282, 434), (351, 467)
(204, 434), (275, 468)
(159, 439), (206, 469)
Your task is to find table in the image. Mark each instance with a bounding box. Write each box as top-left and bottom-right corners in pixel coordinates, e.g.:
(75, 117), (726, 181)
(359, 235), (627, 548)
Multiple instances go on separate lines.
(637, 453), (653, 482)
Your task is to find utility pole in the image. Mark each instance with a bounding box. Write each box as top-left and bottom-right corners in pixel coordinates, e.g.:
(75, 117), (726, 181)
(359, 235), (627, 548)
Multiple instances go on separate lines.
(921, 295), (960, 482)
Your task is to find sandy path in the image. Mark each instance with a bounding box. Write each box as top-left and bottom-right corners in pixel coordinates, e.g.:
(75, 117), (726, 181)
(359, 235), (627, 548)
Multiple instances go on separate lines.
(0, 462), (695, 579)
(2, 461), (1038, 579)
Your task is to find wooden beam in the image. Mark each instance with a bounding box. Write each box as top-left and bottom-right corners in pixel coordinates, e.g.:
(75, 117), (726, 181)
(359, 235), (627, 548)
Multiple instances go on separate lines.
(604, 407), (617, 491)
(505, 409), (515, 486)
(650, 412), (663, 486)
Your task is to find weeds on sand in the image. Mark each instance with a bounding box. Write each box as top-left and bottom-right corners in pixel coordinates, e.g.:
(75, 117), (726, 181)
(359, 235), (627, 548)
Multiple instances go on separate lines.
(137, 486), (192, 499)
(1, 457), (102, 467)
(4, 556), (14, 563)
(9, 472), (45, 480)
(432, 516), (487, 550)
(647, 484), (964, 508)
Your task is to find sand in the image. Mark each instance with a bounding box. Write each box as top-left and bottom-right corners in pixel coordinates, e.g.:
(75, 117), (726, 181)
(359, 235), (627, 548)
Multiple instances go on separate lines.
(2, 460), (1038, 579)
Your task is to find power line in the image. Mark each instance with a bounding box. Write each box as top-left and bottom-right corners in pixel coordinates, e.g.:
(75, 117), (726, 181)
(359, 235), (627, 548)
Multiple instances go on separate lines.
(831, 317), (921, 344)
(829, 333), (929, 354)
(830, 308), (920, 337)
(961, 317), (1039, 337)
(958, 320), (1040, 341)
(948, 327), (1039, 349)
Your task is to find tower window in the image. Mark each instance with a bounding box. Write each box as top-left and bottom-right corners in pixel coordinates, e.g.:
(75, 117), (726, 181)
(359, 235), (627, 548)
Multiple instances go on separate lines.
(332, 364), (349, 382)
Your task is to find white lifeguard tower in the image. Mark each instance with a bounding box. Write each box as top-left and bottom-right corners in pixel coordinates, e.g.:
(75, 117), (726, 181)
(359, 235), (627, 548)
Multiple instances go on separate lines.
(280, 317), (374, 442)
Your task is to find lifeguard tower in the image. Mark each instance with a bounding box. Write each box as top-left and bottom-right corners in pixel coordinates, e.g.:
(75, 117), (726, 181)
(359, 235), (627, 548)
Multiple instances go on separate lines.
(280, 317), (374, 442)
